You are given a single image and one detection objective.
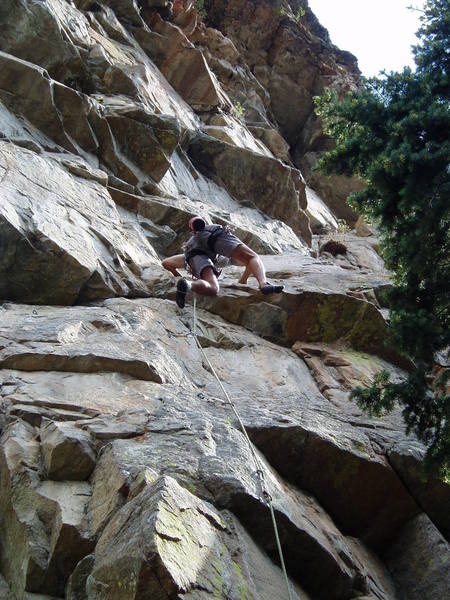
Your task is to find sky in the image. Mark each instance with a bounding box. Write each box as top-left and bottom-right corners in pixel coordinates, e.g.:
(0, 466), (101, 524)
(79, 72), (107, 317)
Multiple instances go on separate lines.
(307, 0), (426, 76)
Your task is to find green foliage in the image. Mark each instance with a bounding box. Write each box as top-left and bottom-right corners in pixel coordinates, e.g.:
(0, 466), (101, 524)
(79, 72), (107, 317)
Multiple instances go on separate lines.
(234, 101), (246, 120)
(315, 0), (450, 478)
(337, 218), (351, 233)
(273, 1), (305, 22)
(296, 6), (305, 22)
(273, 4), (287, 18)
(195, 0), (207, 18)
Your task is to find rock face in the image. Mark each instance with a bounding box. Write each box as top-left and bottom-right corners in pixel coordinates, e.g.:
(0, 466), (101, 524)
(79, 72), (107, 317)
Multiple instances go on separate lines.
(88, 474), (307, 599)
(204, 0), (363, 222)
(0, 142), (160, 304)
(384, 514), (450, 600)
(0, 1), (448, 600)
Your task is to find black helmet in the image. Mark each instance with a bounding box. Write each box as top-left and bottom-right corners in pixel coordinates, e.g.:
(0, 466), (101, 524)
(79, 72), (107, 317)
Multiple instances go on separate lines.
(188, 216), (206, 231)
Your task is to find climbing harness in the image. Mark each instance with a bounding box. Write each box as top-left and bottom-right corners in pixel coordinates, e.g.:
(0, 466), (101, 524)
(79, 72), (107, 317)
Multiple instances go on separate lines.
(190, 295), (296, 600)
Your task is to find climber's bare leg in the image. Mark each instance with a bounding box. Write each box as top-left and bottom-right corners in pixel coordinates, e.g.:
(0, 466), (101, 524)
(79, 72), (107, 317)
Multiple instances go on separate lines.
(191, 267), (219, 296)
(229, 255), (251, 284)
(231, 244), (267, 288)
(162, 254), (185, 277)
(237, 262), (253, 285)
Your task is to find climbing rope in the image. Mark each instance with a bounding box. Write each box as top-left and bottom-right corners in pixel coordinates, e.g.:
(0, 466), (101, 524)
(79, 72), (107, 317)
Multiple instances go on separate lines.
(191, 295), (295, 600)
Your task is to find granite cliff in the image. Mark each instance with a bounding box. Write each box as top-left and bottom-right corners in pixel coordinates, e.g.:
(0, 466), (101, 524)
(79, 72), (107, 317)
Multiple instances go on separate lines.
(0, 1), (448, 599)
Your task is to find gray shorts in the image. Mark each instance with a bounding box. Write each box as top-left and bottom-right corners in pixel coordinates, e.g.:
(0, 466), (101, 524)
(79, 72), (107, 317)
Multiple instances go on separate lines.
(187, 254), (215, 279)
(212, 230), (242, 257)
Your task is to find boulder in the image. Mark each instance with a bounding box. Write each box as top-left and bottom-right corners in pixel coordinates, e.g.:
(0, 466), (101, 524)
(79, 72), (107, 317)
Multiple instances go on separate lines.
(0, 574), (15, 599)
(291, 342), (400, 402)
(201, 113), (275, 156)
(0, 369), (138, 417)
(87, 475), (307, 599)
(315, 232), (386, 273)
(0, 52), (82, 152)
(388, 440), (450, 541)
(98, 0), (145, 27)
(205, 0), (362, 224)
(8, 403), (96, 427)
(79, 409), (150, 441)
(0, 293), (440, 597)
(109, 185), (308, 255)
(299, 152), (363, 225)
(0, 0), (91, 83)
(355, 216), (377, 237)
(306, 185), (339, 234)
(384, 514), (450, 600)
(247, 418), (420, 547)
(192, 253), (400, 365)
(0, 420), (95, 597)
(0, 99), (55, 153)
(0, 302), (187, 384)
(104, 104), (181, 183)
(66, 554), (95, 600)
(188, 133), (311, 244)
(135, 15), (228, 112)
(88, 434), (133, 537)
(0, 142), (159, 304)
(86, 406), (387, 599)
(36, 480), (94, 596)
(41, 421), (97, 481)
(249, 125), (291, 161)
(0, 422), (48, 596)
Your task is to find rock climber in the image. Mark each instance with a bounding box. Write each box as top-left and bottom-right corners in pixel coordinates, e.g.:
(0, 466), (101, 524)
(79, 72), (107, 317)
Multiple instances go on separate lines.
(162, 216), (284, 308)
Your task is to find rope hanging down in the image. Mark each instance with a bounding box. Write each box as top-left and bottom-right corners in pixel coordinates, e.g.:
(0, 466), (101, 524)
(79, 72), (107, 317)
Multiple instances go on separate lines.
(191, 296), (296, 600)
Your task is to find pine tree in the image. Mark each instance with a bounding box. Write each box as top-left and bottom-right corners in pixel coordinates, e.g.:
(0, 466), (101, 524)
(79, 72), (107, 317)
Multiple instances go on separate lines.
(314, 0), (449, 478)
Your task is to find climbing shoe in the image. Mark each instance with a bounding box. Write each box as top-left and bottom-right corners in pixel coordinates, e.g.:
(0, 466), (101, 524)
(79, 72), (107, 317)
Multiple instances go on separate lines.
(176, 278), (191, 308)
(260, 283), (284, 295)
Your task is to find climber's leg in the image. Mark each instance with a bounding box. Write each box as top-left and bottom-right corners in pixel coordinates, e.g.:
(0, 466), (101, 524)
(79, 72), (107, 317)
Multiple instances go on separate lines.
(231, 244), (283, 293)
